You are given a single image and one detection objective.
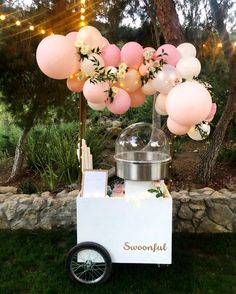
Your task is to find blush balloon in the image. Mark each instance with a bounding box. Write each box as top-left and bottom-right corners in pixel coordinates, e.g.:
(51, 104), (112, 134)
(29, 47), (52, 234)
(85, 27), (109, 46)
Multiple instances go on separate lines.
(66, 75), (85, 92)
(101, 44), (121, 67)
(141, 80), (156, 95)
(83, 79), (110, 103)
(66, 32), (78, 42)
(130, 89), (146, 108)
(167, 117), (191, 135)
(155, 94), (167, 114)
(121, 42), (143, 69)
(101, 37), (110, 48)
(107, 88), (131, 114)
(77, 25), (103, 50)
(166, 81), (212, 126)
(88, 101), (106, 111)
(36, 35), (80, 80)
(205, 103), (217, 122)
(156, 44), (181, 66)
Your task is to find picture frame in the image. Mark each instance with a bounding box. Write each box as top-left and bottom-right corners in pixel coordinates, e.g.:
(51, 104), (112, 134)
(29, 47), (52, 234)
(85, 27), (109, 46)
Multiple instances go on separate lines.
(81, 170), (108, 198)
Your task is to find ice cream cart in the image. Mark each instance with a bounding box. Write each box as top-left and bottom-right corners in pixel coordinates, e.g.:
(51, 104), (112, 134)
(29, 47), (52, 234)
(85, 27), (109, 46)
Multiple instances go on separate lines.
(65, 123), (173, 284)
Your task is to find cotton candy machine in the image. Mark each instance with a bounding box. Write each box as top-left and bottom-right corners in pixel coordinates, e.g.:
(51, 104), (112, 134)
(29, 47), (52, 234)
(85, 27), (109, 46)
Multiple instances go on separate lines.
(115, 122), (171, 181)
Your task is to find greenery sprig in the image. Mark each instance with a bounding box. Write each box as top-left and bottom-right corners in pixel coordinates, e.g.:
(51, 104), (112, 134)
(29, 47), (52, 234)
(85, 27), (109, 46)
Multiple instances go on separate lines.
(148, 188), (163, 198)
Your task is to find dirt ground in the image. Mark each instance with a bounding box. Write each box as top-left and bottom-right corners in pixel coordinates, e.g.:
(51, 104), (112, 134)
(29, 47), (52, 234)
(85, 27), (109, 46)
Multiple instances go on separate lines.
(0, 140), (235, 191)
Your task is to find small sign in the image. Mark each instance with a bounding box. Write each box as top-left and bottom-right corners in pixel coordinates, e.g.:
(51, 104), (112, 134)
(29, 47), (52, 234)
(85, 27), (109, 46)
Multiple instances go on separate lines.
(81, 170), (108, 198)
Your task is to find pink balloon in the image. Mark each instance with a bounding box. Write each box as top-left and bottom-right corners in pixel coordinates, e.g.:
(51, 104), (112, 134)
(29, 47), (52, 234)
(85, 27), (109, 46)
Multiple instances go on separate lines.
(83, 79), (110, 103)
(139, 61), (154, 76)
(205, 103), (217, 122)
(107, 88), (131, 114)
(166, 81), (212, 126)
(156, 44), (181, 66)
(77, 26), (103, 50)
(66, 32), (78, 42)
(121, 42), (143, 69)
(36, 35), (80, 80)
(101, 44), (121, 67)
(130, 89), (146, 108)
(167, 117), (191, 135)
(66, 75), (85, 93)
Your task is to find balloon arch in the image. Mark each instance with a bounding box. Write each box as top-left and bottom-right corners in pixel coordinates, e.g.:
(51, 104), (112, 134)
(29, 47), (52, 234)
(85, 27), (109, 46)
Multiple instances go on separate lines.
(36, 25), (216, 140)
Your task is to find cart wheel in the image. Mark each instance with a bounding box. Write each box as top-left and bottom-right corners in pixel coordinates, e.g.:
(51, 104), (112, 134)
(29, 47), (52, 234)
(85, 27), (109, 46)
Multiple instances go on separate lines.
(65, 242), (112, 284)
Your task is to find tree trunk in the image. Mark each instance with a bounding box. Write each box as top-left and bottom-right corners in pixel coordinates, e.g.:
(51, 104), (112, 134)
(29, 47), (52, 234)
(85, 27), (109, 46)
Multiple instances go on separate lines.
(196, 0), (235, 183)
(155, 0), (185, 46)
(7, 127), (31, 183)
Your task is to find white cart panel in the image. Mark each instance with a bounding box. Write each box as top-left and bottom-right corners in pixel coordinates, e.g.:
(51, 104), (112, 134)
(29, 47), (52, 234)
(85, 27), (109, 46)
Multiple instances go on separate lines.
(77, 197), (172, 264)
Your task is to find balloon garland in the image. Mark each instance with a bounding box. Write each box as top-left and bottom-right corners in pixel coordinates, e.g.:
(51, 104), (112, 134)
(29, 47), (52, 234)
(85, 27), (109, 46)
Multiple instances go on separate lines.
(36, 25), (216, 140)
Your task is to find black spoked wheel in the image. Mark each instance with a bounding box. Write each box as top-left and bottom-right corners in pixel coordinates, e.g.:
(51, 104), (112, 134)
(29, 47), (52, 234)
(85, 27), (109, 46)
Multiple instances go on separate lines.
(65, 242), (112, 284)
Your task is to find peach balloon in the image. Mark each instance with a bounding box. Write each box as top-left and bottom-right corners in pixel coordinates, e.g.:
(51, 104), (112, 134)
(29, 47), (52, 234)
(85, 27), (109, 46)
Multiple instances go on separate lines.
(166, 81), (212, 126)
(156, 44), (181, 66)
(107, 88), (131, 114)
(155, 94), (167, 114)
(36, 35), (80, 80)
(121, 42), (143, 69)
(66, 32), (78, 42)
(80, 53), (104, 77)
(130, 89), (146, 108)
(83, 79), (110, 103)
(139, 61), (153, 76)
(77, 26), (103, 50)
(167, 117), (191, 135)
(141, 80), (156, 95)
(101, 44), (121, 67)
(88, 101), (106, 111)
(118, 69), (141, 93)
(101, 37), (110, 48)
(156, 107), (168, 116)
(66, 75), (85, 92)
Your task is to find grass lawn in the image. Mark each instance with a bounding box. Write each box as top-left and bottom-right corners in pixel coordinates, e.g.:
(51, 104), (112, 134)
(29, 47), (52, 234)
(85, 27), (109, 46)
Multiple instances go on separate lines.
(0, 231), (235, 294)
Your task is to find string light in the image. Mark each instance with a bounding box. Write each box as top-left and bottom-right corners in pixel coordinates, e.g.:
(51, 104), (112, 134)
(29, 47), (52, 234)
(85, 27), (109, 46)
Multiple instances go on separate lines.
(80, 15), (85, 20)
(80, 21), (86, 27)
(217, 42), (222, 48)
(202, 43), (206, 48)
(15, 20), (21, 26)
(81, 0), (86, 4)
(29, 25), (34, 31)
(81, 7), (86, 13)
(40, 29), (45, 34)
(0, 14), (6, 21)
(233, 42), (236, 47)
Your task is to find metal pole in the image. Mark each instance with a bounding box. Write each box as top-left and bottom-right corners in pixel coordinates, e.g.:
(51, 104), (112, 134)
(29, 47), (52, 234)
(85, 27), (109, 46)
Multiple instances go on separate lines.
(79, 92), (87, 189)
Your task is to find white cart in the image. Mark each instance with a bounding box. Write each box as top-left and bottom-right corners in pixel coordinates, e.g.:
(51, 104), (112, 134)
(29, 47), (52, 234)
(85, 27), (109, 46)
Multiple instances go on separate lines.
(65, 195), (172, 284)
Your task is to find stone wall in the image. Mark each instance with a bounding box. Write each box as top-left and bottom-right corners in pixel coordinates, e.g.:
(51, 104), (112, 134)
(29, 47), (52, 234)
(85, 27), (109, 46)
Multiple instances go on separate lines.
(0, 186), (235, 232)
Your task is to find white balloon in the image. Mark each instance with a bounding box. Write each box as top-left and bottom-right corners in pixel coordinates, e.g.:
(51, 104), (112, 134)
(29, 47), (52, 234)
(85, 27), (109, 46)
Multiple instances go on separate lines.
(177, 43), (197, 58)
(176, 57), (201, 80)
(88, 101), (106, 111)
(141, 80), (156, 95)
(188, 123), (210, 141)
(80, 53), (105, 77)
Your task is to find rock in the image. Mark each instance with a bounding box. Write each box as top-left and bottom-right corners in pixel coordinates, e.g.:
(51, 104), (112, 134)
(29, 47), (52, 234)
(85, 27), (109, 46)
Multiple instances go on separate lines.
(229, 198), (236, 212)
(68, 190), (80, 197)
(219, 189), (232, 197)
(211, 191), (223, 197)
(178, 204), (193, 220)
(208, 204), (234, 227)
(3, 201), (18, 221)
(175, 220), (195, 233)
(189, 192), (200, 196)
(201, 187), (214, 195)
(16, 203), (28, 214)
(0, 195), (6, 203)
(192, 218), (200, 228)
(41, 191), (51, 198)
(179, 196), (190, 203)
(179, 190), (189, 194)
(32, 197), (46, 211)
(189, 200), (205, 211)
(107, 127), (122, 136)
(0, 208), (9, 229)
(23, 209), (38, 228)
(56, 190), (68, 198)
(212, 195), (230, 205)
(197, 217), (229, 233)
(194, 210), (205, 219)
(18, 196), (33, 205)
(0, 186), (17, 194)
(205, 198), (214, 208)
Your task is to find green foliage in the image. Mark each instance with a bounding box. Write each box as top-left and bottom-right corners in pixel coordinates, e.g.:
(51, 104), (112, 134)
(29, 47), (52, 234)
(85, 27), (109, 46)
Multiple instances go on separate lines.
(171, 137), (185, 158)
(0, 121), (20, 156)
(218, 145), (236, 162)
(18, 181), (38, 194)
(0, 231), (236, 293)
(25, 123), (79, 190)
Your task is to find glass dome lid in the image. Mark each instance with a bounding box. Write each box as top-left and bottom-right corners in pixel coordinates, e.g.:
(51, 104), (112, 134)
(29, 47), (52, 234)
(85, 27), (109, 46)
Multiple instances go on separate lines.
(115, 122), (171, 163)
(115, 123), (171, 181)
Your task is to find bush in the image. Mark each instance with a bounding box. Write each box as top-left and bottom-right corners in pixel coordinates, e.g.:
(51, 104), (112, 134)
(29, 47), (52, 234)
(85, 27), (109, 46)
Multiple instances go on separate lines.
(218, 146), (236, 163)
(18, 181), (38, 194)
(0, 121), (20, 156)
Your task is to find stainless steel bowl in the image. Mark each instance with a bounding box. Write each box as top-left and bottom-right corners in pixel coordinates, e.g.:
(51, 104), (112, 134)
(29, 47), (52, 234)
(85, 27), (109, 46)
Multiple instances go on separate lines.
(115, 151), (172, 181)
